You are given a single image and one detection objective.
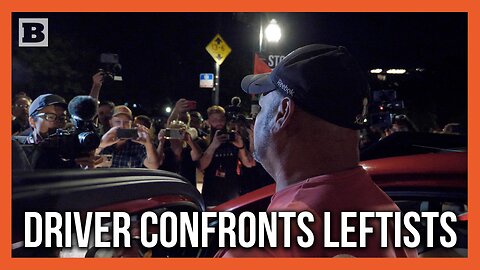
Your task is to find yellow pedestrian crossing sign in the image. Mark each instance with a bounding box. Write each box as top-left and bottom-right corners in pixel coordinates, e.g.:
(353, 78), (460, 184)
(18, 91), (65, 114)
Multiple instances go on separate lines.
(205, 34), (231, 65)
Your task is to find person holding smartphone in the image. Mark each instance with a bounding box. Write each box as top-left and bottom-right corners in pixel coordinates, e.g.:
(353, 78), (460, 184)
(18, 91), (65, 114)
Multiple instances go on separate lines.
(197, 105), (255, 207)
(156, 120), (203, 186)
(166, 98), (197, 126)
(97, 105), (160, 169)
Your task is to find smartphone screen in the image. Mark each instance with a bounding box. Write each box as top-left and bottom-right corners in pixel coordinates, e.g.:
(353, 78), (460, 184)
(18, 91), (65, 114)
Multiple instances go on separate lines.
(116, 128), (138, 139)
(165, 128), (184, 140)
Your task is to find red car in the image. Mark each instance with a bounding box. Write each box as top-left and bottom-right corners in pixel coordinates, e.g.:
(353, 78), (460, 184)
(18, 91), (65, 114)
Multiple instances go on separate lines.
(12, 133), (467, 257)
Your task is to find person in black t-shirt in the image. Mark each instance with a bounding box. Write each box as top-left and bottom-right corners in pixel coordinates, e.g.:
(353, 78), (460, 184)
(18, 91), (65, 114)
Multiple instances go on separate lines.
(198, 105), (255, 207)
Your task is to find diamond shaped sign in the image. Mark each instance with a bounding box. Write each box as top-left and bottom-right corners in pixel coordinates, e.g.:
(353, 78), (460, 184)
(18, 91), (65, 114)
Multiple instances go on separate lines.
(205, 34), (231, 65)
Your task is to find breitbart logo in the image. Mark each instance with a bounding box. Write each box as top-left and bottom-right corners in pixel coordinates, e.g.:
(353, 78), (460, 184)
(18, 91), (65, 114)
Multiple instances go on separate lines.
(19, 18), (48, 47)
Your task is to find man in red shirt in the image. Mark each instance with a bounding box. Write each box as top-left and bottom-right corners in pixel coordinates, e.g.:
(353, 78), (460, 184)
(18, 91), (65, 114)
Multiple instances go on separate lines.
(217, 44), (417, 257)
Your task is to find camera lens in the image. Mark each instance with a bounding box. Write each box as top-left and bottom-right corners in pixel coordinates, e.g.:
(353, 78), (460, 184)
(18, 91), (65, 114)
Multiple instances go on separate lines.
(77, 131), (100, 151)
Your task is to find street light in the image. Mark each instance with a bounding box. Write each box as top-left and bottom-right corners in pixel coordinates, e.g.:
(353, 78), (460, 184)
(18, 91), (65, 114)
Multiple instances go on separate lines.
(259, 16), (282, 52)
(265, 19), (281, 43)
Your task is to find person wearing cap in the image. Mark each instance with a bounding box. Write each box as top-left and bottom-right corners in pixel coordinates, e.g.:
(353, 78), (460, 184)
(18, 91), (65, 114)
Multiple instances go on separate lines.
(98, 105), (161, 169)
(13, 93), (87, 169)
(217, 44), (417, 257)
(21, 93), (69, 144)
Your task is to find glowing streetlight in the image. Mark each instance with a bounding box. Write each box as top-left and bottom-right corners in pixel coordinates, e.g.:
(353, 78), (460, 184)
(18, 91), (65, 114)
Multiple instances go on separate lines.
(265, 19), (281, 43)
(386, 69), (407, 74)
(165, 106), (172, 113)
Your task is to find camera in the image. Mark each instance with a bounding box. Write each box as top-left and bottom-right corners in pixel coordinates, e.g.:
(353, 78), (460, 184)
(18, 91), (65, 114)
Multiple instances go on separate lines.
(218, 130), (236, 141)
(40, 96), (100, 160)
(227, 114), (252, 140)
(186, 100), (197, 110)
(44, 127), (100, 160)
(227, 131), (236, 141)
(99, 53), (122, 84)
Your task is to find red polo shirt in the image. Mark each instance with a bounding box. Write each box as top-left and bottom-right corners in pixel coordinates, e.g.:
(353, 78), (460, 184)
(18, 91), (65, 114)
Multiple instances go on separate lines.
(216, 166), (418, 257)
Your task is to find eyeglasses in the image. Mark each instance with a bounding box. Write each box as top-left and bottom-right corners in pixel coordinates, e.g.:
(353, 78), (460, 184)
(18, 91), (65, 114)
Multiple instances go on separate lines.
(35, 112), (68, 122)
(14, 104), (30, 109)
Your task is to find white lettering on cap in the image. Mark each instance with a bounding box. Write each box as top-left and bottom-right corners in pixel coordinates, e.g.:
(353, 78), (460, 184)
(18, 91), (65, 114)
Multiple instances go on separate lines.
(276, 79), (295, 96)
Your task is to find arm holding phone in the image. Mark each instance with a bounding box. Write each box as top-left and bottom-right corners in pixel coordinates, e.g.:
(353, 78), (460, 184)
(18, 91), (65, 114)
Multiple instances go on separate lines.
(156, 129), (167, 166)
(185, 132), (203, 161)
(167, 98), (196, 126)
(97, 125), (161, 169)
(89, 71), (104, 101)
(98, 126), (121, 150)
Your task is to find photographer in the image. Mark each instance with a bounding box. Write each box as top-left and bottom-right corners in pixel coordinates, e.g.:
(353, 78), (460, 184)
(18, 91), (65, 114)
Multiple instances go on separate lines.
(198, 105), (255, 207)
(225, 96), (242, 120)
(13, 94), (100, 169)
(97, 105), (160, 169)
(189, 111), (208, 139)
(231, 115), (274, 195)
(156, 120), (203, 186)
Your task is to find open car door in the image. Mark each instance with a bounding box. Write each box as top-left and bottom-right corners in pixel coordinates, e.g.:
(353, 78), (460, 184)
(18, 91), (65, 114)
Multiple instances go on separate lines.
(12, 168), (205, 257)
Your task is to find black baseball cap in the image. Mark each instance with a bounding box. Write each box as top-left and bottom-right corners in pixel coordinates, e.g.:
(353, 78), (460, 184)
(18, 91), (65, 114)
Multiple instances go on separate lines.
(241, 44), (370, 129)
(29, 94), (68, 116)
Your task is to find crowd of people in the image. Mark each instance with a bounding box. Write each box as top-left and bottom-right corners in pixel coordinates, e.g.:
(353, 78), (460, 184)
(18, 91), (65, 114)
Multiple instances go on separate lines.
(11, 47), (464, 209)
(12, 43), (466, 257)
(11, 72), (275, 207)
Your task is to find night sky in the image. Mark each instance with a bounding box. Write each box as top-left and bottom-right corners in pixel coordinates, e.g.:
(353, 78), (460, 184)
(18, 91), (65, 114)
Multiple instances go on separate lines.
(12, 12), (467, 130)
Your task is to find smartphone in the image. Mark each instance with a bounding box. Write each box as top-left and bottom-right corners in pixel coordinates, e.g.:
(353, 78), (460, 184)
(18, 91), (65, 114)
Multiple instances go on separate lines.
(219, 130), (236, 141)
(116, 128), (138, 139)
(164, 128), (185, 140)
(227, 131), (236, 141)
(100, 53), (119, 64)
(187, 100), (197, 110)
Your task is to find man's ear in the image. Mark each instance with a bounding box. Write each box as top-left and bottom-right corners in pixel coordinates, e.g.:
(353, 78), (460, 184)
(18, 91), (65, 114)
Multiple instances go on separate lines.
(273, 97), (295, 133)
(28, 116), (36, 129)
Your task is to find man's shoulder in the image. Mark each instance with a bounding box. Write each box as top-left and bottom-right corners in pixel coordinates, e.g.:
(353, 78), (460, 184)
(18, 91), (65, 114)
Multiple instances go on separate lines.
(269, 167), (397, 213)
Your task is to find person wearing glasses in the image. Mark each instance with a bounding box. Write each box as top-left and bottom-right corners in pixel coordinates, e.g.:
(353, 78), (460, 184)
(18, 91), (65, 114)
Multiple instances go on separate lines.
(12, 93), (96, 169)
(21, 94), (69, 144)
(13, 94), (68, 168)
(11, 93), (32, 135)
